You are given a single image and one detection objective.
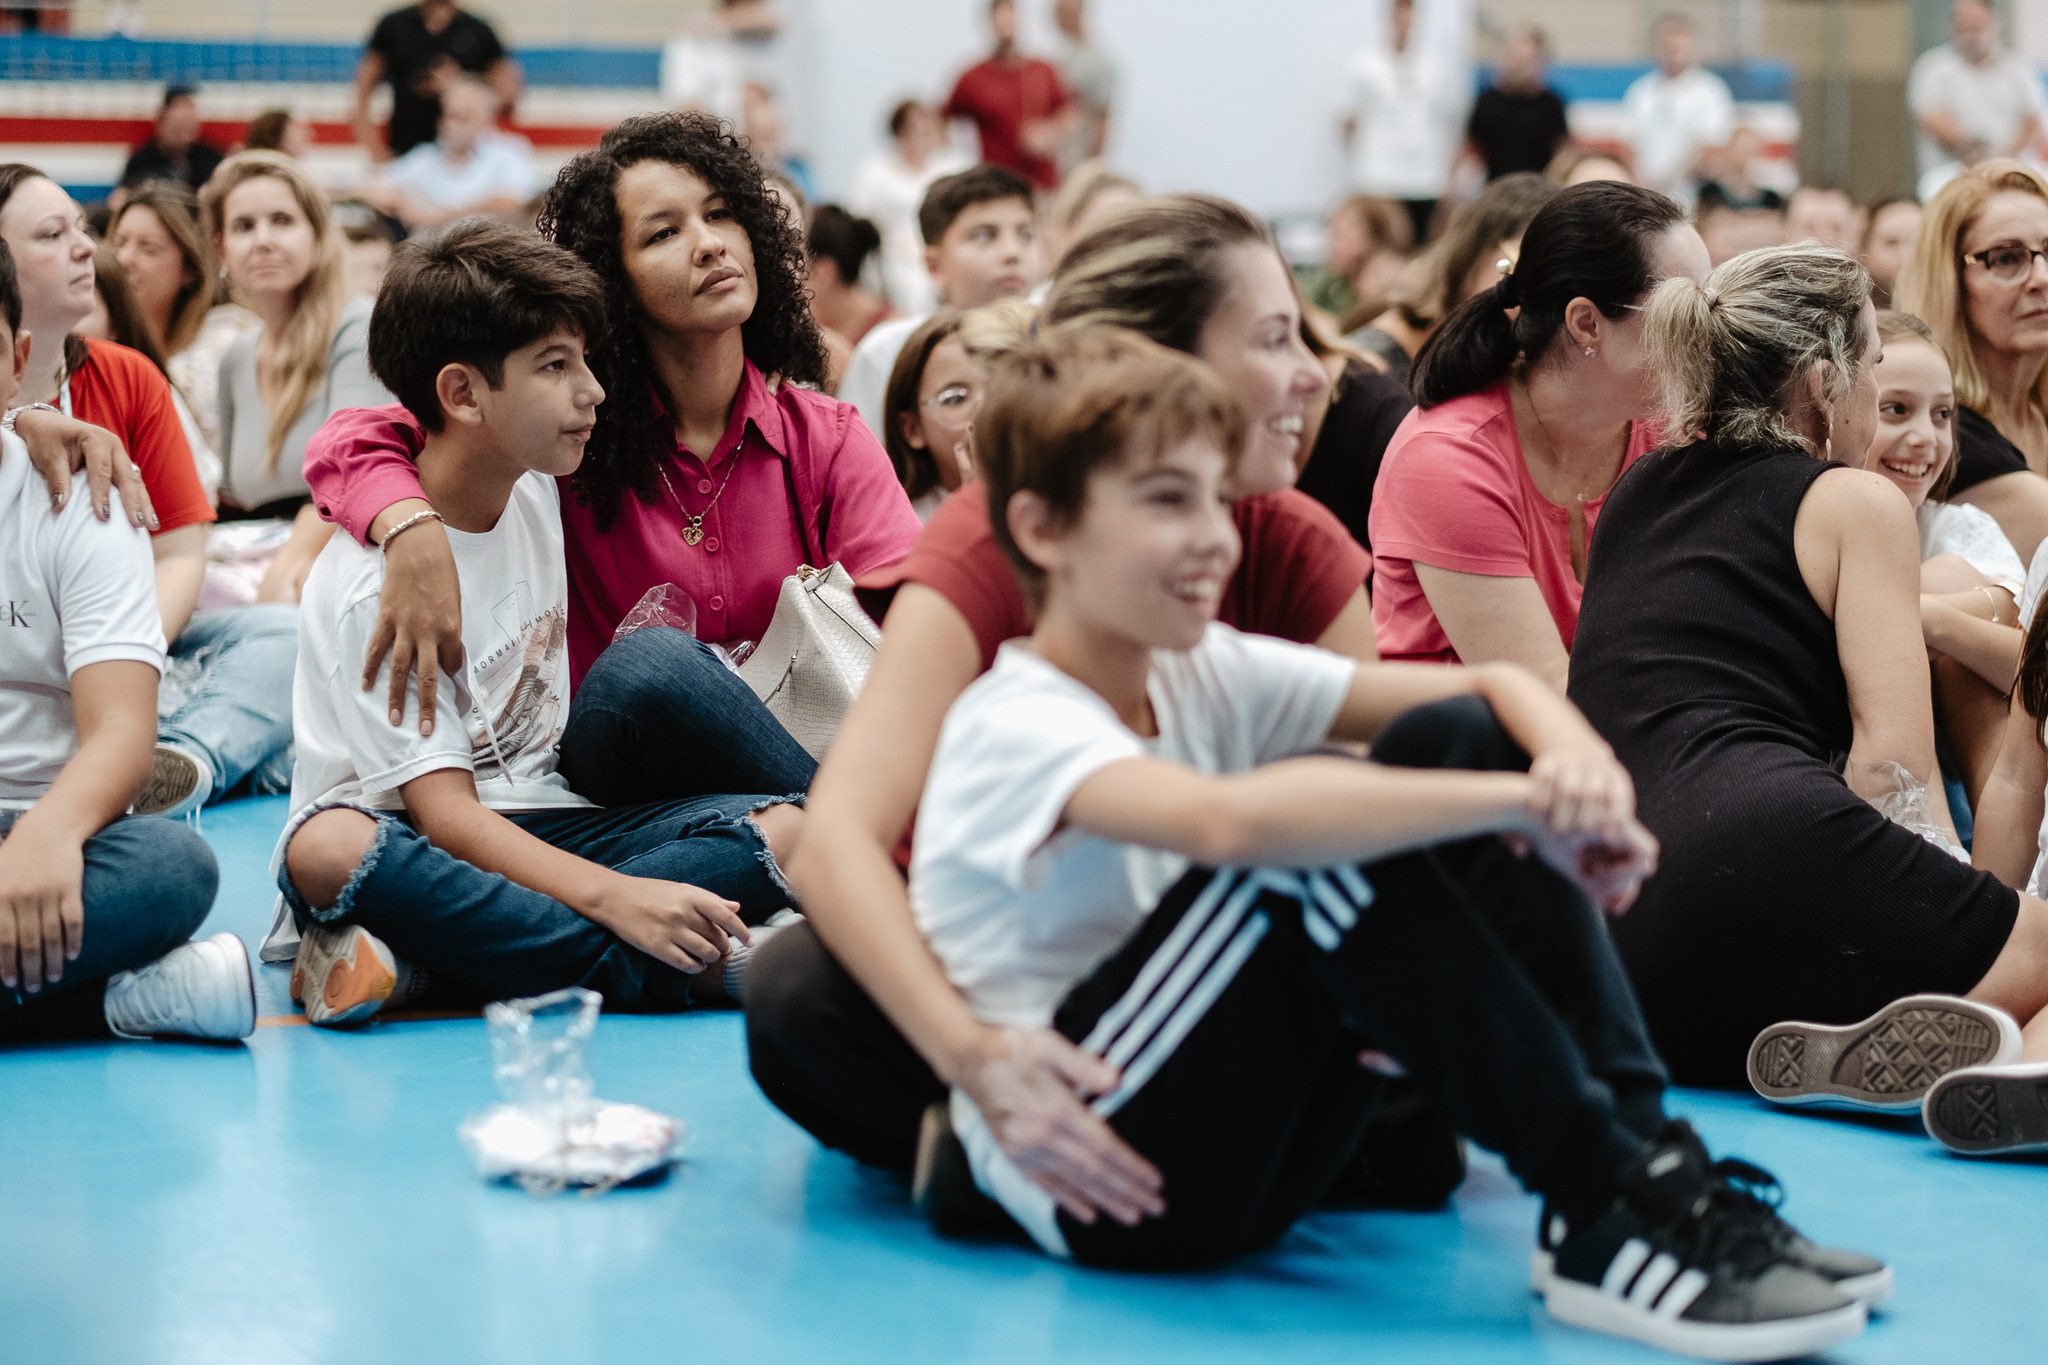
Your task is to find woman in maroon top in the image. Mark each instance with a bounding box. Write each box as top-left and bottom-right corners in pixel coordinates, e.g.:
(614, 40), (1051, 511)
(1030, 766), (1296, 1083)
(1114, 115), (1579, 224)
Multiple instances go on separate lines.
(747, 195), (1400, 1208)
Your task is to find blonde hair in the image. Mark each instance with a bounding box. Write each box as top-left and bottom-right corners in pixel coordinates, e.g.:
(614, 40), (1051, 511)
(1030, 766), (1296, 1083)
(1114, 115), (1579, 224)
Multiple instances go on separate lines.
(1643, 243), (1871, 455)
(199, 150), (348, 470)
(1894, 158), (2048, 418)
(110, 181), (218, 357)
(956, 296), (1036, 360)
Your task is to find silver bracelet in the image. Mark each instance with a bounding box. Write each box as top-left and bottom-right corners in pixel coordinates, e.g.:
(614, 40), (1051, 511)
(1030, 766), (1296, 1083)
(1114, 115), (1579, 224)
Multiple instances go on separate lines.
(1, 401), (61, 433)
(379, 507), (443, 552)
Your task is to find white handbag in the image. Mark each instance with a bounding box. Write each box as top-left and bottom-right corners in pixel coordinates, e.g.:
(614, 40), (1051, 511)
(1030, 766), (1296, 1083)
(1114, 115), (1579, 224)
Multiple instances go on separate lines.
(737, 562), (882, 759)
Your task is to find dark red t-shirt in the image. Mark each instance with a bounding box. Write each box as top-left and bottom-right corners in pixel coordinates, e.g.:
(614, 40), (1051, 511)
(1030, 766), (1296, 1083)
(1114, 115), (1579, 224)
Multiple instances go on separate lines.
(859, 483), (1372, 867)
(944, 56), (1071, 190)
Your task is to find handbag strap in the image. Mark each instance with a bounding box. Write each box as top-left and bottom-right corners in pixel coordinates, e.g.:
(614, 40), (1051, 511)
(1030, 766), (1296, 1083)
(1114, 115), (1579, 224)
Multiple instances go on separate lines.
(777, 451), (820, 567)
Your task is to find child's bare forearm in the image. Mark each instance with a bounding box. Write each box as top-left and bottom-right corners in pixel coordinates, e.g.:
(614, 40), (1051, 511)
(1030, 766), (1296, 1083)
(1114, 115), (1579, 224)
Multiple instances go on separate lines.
(401, 770), (615, 915)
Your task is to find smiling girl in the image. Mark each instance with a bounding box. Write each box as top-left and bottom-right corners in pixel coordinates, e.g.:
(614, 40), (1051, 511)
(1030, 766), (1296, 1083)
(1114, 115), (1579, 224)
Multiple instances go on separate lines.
(1858, 310), (2025, 807)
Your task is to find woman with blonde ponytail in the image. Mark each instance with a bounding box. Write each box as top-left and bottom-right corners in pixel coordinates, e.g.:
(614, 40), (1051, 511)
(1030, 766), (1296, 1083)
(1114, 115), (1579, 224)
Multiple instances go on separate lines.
(1568, 245), (2048, 1133)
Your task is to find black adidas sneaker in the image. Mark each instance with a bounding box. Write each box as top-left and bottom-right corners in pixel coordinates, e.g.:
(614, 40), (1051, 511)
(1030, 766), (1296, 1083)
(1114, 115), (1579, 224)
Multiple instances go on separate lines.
(1540, 1124), (1866, 1361)
(1533, 1120), (1893, 1311)
(1748, 994), (2022, 1112)
(1923, 1061), (2048, 1157)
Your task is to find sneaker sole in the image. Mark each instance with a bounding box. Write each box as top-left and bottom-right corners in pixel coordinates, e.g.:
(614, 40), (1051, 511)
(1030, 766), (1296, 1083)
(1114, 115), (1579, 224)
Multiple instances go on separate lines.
(1544, 1279), (1865, 1362)
(134, 747), (207, 818)
(1922, 1062), (2048, 1156)
(1531, 1251), (1894, 1311)
(1746, 995), (2022, 1112)
(299, 926), (396, 1027)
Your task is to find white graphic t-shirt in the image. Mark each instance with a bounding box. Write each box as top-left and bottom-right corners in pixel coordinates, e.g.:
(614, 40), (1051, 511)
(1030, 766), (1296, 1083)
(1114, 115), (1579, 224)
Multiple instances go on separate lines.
(286, 469), (591, 817)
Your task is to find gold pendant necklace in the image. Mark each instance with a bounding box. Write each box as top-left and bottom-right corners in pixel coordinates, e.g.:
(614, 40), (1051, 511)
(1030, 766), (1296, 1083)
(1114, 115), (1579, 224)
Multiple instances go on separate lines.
(658, 453), (741, 549)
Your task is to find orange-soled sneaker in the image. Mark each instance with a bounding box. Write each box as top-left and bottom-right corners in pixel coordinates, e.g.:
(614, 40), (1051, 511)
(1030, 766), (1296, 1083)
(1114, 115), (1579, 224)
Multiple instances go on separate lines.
(294, 923), (398, 1027)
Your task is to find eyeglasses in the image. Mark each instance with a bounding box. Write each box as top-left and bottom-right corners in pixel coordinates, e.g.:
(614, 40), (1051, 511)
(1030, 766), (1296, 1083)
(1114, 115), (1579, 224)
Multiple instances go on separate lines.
(920, 384), (982, 415)
(1962, 243), (2048, 282)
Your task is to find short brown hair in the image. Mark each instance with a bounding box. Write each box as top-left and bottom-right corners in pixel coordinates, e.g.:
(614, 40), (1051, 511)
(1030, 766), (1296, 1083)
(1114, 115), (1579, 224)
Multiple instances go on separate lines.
(978, 327), (1246, 601)
(368, 219), (607, 432)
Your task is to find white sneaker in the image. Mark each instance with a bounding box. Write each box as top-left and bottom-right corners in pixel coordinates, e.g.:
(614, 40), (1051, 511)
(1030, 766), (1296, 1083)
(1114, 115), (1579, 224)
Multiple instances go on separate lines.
(104, 932), (256, 1040)
(134, 742), (212, 820)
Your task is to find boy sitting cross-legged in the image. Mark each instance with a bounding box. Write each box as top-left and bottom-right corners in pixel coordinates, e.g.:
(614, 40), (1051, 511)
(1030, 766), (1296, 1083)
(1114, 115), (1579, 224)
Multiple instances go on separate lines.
(904, 327), (1888, 1362)
(0, 239), (251, 1047)
(274, 219), (801, 1026)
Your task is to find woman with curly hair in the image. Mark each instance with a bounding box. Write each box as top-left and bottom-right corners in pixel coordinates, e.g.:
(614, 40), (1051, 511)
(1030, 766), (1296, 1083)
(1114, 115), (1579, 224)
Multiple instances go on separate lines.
(302, 113), (922, 781)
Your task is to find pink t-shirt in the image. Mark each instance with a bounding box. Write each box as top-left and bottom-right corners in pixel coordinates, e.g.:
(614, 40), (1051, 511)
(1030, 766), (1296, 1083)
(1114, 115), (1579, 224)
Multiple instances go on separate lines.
(1367, 384), (1658, 664)
(304, 361), (923, 686)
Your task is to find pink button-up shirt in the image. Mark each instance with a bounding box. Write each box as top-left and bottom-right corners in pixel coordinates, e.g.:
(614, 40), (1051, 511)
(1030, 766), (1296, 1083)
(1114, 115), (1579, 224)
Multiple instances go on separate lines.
(305, 360), (923, 685)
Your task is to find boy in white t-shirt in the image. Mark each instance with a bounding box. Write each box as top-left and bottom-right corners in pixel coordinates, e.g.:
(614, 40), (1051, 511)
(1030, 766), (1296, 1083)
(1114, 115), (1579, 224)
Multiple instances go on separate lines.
(903, 328), (1886, 1361)
(274, 221), (799, 1027)
(0, 241), (254, 1046)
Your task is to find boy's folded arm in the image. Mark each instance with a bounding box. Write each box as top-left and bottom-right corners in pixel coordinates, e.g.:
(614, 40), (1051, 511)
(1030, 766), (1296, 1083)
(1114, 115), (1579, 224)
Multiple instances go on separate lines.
(1062, 755), (1534, 869)
(399, 767), (621, 915)
(396, 768), (747, 972)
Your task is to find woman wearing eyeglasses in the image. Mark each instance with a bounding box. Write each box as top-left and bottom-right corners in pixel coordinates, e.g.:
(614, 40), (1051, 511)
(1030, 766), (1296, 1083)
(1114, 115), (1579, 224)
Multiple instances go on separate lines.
(1896, 160), (2048, 567)
(878, 301), (1032, 522)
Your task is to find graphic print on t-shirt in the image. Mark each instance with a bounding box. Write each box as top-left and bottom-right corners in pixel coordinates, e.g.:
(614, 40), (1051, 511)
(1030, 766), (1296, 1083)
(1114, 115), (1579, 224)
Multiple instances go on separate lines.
(464, 580), (568, 781)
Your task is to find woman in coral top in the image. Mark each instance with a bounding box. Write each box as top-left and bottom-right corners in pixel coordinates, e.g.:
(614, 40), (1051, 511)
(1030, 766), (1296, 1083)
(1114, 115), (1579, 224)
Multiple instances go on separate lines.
(305, 113), (922, 795)
(1368, 182), (1709, 690)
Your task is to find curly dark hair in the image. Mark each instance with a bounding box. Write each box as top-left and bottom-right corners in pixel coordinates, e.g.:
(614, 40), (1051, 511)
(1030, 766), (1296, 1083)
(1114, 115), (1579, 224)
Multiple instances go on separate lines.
(537, 111), (827, 527)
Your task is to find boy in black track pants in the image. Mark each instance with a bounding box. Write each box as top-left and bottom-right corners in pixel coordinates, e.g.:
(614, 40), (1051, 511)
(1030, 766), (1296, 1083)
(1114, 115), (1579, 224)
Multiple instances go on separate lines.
(816, 327), (1890, 1362)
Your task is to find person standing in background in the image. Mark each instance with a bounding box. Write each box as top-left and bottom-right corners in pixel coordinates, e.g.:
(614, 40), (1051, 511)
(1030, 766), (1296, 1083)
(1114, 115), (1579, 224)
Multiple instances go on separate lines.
(1466, 26), (1569, 182)
(1343, 0), (1469, 245)
(1053, 0), (1115, 173)
(1909, 0), (2045, 198)
(352, 0), (522, 163)
(850, 101), (970, 315)
(943, 0), (1074, 194)
(1622, 12), (1733, 208)
(117, 88), (224, 199)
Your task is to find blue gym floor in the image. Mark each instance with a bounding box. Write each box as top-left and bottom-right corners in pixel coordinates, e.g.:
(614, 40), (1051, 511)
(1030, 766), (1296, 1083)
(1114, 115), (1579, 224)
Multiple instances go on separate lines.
(2, 796), (2042, 1364)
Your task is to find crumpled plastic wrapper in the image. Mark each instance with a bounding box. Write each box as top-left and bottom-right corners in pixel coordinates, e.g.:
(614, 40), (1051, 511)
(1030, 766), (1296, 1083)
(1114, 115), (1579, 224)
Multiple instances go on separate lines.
(610, 582), (754, 670)
(457, 987), (684, 1196)
(611, 582), (699, 644)
(1863, 760), (1970, 863)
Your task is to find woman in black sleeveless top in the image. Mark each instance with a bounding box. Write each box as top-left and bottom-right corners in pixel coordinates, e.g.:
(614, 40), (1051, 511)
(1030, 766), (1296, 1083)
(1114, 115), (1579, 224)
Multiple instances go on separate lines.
(1570, 245), (2045, 1092)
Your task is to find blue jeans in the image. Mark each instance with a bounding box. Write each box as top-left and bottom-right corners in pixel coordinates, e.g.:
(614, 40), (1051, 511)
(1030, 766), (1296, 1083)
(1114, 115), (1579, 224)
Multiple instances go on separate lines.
(0, 813), (219, 1040)
(278, 626), (811, 1010)
(555, 626), (817, 806)
(281, 795), (791, 1010)
(160, 604), (299, 800)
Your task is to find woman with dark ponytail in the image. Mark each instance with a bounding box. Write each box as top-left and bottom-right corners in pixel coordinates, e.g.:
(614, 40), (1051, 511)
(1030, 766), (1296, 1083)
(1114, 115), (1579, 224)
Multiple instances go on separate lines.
(1368, 182), (1707, 688)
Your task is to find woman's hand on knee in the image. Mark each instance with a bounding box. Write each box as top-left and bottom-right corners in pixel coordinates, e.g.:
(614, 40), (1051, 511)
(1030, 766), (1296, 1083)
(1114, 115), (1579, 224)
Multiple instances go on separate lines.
(0, 833), (84, 991)
(956, 1026), (1165, 1228)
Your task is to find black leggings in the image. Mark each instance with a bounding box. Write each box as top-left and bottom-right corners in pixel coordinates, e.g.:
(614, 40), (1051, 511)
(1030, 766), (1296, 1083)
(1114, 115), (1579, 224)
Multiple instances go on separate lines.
(747, 696), (1670, 1265)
